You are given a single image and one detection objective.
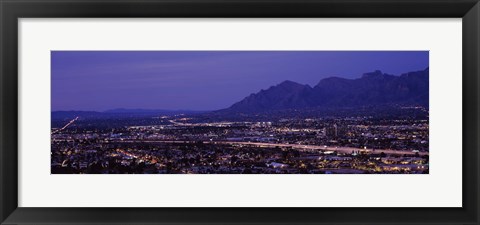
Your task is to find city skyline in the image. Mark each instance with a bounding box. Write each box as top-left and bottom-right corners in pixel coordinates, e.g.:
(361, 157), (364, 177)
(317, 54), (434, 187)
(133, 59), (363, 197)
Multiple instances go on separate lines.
(52, 51), (428, 111)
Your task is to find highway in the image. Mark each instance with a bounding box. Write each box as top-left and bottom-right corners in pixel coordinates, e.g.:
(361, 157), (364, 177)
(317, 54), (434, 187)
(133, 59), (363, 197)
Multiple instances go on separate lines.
(100, 139), (428, 156)
(220, 141), (428, 156)
(51, 116), (79, 134)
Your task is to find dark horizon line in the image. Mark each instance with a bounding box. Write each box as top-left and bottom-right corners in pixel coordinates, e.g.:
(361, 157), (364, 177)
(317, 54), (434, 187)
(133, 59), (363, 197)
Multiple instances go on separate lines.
(51, 108), (216, 113)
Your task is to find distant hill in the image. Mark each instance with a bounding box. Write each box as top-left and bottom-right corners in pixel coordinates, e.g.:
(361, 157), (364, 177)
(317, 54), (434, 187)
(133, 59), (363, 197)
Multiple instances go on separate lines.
(51, 111), (103, 120)
(51, 109), (207, 120)
(222, 68), (429, 113)
(103, 108), (205, 114)
(225, 80), (314, 112)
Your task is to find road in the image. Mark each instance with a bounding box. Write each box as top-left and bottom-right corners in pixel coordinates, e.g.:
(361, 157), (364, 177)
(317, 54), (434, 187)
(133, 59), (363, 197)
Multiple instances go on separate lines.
(101, 139), (428, 156)
(51, 116), (79, 134)
(220, 141), (428, 156)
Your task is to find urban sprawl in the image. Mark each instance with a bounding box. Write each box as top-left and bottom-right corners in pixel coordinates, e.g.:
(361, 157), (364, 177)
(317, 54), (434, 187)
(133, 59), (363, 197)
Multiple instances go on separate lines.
(51, 109), (429, 174)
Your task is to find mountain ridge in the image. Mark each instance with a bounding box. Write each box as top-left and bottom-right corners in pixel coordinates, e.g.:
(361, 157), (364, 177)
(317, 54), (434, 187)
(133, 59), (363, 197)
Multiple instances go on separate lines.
(52, 68), (429, 117)
(222, 67), (429, 113)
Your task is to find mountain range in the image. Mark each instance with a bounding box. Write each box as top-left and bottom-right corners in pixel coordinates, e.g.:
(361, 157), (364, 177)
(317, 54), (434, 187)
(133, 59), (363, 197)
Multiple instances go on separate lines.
(222, 68), (429, 113)
(52, 68), (429, 118)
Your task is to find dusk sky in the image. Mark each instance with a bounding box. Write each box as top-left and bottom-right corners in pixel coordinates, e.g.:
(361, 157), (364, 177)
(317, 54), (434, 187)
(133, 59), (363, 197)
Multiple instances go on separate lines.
(51, 51), (428, 111)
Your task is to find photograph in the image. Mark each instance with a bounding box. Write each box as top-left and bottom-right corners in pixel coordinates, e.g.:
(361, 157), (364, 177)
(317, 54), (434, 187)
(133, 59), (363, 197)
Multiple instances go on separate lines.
(51, 51), (429, 174)
(3, 0), (477, 223)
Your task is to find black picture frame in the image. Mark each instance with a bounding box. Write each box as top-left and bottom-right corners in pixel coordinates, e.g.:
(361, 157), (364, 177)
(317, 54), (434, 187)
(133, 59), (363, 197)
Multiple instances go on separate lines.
(1, 0), (479, 224)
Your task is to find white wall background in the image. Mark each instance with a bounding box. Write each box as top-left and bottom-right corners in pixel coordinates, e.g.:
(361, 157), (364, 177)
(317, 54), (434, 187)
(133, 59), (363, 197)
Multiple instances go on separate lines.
(18, 18), (462, 207)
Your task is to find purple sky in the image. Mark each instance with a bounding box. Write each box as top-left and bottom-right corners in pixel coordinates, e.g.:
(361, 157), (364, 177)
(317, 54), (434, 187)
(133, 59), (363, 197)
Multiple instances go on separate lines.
(51, 51), (428, 111)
